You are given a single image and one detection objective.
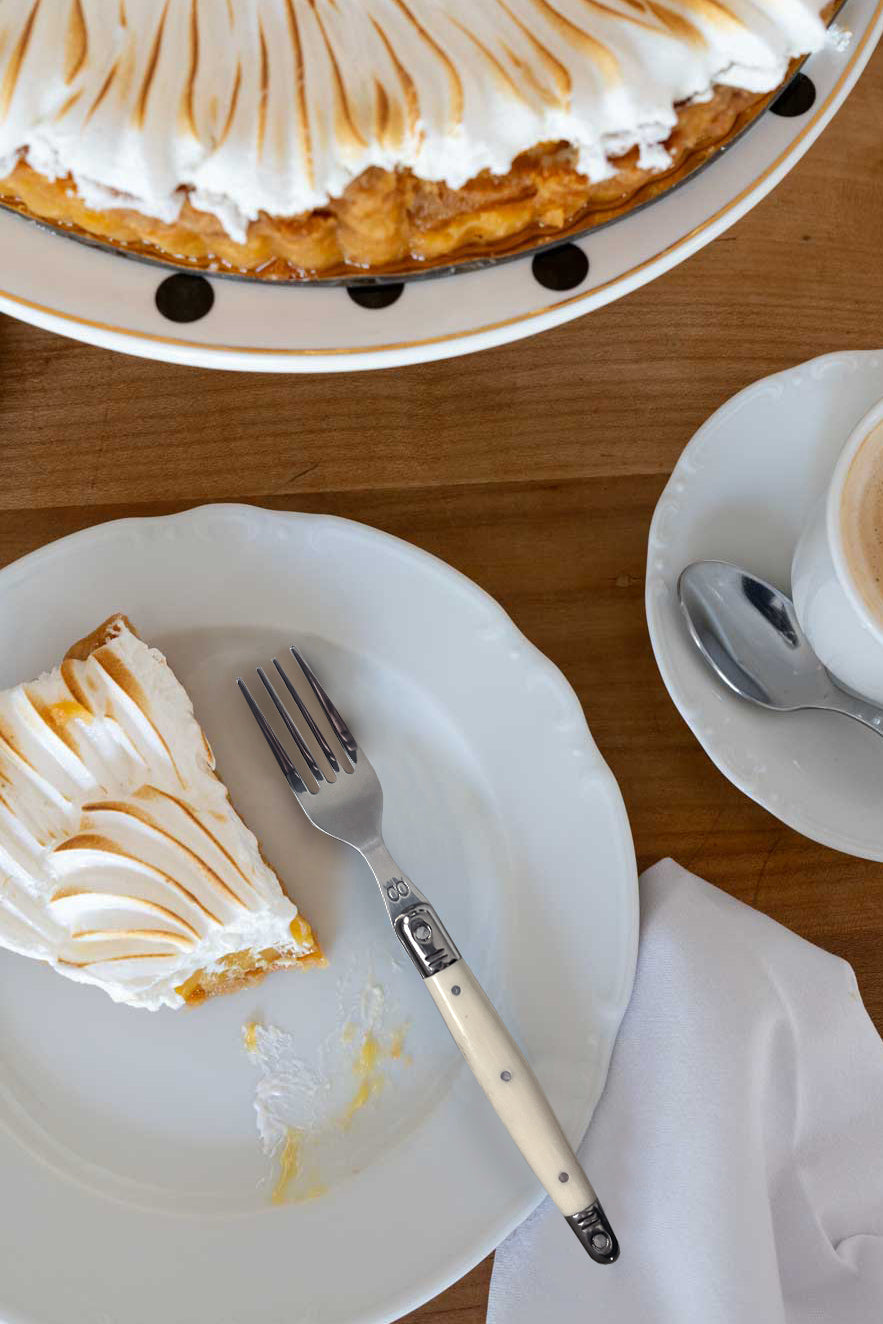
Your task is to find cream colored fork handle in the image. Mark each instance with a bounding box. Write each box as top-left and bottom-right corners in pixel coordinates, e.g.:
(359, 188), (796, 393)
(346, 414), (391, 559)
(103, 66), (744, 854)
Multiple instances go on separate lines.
(425, 960), (619, 1263)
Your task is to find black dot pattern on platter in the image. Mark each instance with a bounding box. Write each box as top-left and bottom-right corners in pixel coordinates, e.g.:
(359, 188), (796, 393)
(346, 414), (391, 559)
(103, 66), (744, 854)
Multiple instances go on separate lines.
(771, 73), (816, 118)
(531, 243), (589, 292)
(347, 283), (404, 309)
(155, 273), (215, 323)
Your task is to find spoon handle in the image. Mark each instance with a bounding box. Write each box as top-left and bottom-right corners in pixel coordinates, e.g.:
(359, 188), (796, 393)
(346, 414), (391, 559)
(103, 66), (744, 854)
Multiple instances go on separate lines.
(828, 688), (883, 735)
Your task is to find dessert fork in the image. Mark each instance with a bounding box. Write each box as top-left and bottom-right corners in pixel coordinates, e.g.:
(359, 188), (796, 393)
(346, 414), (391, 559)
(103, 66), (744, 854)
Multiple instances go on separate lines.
(238, 648), (619, 1263)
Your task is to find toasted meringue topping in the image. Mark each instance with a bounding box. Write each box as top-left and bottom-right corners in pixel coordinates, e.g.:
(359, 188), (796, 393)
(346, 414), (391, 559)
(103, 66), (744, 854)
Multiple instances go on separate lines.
(0, 619), (312, 1009)
(0, 0), (830, 243)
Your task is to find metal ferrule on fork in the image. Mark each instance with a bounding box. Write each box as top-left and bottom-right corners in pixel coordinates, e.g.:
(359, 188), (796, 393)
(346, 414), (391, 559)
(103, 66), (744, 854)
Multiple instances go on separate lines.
(359, 842), (462, 978)
(394, 901), (461, 977)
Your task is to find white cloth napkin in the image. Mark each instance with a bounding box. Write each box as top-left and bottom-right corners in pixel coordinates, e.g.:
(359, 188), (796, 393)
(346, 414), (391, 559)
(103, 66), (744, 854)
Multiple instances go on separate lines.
(489, 859), (883, 1324)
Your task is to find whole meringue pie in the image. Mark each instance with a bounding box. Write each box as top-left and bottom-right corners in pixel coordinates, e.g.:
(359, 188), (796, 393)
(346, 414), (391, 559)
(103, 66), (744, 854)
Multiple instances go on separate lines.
(0, 0), (834, 278)
(0, 615), (323, 1010)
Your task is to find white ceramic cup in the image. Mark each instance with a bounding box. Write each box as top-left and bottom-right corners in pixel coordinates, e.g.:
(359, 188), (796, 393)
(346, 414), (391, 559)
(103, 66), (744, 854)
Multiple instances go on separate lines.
(791, 396), (883, 706)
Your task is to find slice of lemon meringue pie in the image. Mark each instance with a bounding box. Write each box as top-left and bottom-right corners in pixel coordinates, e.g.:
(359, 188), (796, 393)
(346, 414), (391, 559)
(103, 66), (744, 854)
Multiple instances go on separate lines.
(0, 615), (322, 1010)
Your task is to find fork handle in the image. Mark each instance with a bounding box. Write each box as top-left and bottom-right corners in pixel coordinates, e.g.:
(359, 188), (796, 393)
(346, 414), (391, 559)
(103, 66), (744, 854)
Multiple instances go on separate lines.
(424, 958), (619, 1264)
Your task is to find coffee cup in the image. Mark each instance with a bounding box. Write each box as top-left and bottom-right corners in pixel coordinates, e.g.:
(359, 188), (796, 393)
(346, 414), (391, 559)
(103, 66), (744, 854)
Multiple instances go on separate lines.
(792, 397), (883, 706)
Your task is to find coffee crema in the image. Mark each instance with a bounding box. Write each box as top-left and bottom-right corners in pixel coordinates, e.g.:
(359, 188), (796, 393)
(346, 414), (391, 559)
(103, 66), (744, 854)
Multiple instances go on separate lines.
(840, 420), (883, 626)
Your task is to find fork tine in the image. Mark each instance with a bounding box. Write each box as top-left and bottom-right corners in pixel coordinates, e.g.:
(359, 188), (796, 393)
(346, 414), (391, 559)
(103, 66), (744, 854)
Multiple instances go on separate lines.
(273, 658), (340, 773)
(257, 668), (325, 785)
(237, 678), (308, 794)
(290, 646), (358, 764)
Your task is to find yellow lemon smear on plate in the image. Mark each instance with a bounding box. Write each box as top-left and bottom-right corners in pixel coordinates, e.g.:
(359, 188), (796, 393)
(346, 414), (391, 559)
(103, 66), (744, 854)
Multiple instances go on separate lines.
(272, 1128), (303, 1204)
(340, 1026), (411, 1125)
(341, 1031), (385, 1126)
(389, 1027), (407, 1060)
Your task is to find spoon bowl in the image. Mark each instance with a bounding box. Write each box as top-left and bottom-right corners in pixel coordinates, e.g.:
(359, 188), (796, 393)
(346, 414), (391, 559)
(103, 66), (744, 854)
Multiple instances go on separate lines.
(677, 561), (883, 735)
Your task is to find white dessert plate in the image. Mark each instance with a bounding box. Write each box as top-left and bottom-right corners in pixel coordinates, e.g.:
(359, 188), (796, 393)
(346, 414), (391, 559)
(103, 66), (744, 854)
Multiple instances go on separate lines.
(647, 348), (883, 860)
(0, 505), (637, 1324)
(0, 0), (880, 372)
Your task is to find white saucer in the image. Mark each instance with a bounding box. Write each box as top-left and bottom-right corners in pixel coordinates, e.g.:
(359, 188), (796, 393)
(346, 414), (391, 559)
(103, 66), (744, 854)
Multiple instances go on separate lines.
(0, 506), (637, 1324)
(646, 350), (883, 861)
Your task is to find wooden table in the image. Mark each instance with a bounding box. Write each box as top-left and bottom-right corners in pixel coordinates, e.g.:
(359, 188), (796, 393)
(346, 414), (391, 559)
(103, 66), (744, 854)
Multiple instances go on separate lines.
(2, 42), (881, 1324)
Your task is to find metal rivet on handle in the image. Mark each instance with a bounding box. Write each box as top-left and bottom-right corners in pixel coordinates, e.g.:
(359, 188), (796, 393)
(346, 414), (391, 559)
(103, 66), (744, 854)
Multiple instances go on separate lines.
(559, 1172), (569, 1183)
(500, 1070), (512, 1082)
(451, 985), (461, 996)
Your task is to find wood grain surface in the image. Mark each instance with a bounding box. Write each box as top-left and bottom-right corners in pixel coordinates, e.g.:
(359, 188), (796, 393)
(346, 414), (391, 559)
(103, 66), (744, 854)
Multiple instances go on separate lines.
(1, 44), (882, 1324)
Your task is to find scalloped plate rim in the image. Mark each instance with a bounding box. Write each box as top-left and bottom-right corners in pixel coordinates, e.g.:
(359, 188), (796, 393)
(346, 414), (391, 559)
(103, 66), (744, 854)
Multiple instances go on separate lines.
(0, 503), (638, 1324)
